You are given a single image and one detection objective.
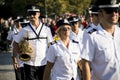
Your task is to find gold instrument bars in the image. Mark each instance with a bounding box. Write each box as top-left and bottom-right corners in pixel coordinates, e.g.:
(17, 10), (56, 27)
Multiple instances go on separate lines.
(19, 31), (33, 61)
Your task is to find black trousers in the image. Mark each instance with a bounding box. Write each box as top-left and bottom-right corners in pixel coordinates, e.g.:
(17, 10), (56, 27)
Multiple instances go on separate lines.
(24, 64), (46, 80)
(71, 77), (74, 80)
(14, 67), (26, 80)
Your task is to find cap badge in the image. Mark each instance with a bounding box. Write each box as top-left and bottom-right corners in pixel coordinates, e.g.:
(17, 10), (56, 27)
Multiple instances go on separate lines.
(32, 6), (36, 10)
(111, 0), (116, 5)
(64, 19), (69, 23)
(73, 18), (76, 21)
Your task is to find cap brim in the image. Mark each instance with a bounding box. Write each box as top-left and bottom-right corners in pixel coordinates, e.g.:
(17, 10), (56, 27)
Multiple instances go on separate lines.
(27, 9), (40, 12)
(99, 4), (119, 8)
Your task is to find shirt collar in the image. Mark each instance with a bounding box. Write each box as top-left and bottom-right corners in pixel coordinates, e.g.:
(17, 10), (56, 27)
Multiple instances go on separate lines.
(97, 23), (119, 37)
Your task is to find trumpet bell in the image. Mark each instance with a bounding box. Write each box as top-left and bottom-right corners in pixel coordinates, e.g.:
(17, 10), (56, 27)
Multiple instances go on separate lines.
(19, 54), (31, 61)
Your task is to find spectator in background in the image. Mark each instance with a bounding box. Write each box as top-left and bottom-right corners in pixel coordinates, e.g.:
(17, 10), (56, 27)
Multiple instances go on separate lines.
(0, 17), (9, 51)
(49, 19), (58, 37)
(81, 16), (88, 29)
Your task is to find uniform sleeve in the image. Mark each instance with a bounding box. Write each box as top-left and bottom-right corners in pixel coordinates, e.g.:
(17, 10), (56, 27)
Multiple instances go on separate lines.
(7, 31), (14, 41)
(81, 30), (95, 62)
(14, 29), (25, 43)
(46, 45), (56, 63)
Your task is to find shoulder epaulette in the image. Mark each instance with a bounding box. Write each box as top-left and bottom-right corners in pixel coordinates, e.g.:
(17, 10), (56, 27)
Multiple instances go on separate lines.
(86, 25), (91, 29)
(72, 40), (79, 44)
(50, 41), (57, 45)
(88, 28), (97, 34)
(85, 25), (94, 33)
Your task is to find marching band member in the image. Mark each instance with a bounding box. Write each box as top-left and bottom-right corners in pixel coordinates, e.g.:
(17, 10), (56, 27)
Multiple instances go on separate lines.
(7, 16), (26, 80)
(43, 19), (81, 80)
(68, 16), (84, 80)
(81, 0), (120, 80)
(13, 4), (53, 80)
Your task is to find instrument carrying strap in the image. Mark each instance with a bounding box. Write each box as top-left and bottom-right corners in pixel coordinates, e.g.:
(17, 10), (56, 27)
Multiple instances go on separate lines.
(14, 27), (19, 35)
(25, 23), (47, 40)
(25, 37), (47, 40)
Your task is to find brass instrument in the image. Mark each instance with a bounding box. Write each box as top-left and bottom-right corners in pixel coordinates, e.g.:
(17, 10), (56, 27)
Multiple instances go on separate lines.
(19, 31), (33, 61)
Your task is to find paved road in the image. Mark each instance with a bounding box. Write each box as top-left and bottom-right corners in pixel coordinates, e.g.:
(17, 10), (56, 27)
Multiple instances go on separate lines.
(0, 52), (16, 80)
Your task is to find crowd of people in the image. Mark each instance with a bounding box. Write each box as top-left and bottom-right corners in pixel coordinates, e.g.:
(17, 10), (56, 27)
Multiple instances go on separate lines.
(0, 0), (120, 80)
(0, 10), (88, 53)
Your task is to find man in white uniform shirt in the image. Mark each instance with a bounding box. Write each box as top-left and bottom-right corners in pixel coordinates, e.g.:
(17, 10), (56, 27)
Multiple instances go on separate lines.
(68, 16), (83, 49)
(68, 16), (83, 79)
(81, 0), (120, 80)
(7, 17), (26, 80)
(13, 4), (53, 80)
(85, 5), (99, 34)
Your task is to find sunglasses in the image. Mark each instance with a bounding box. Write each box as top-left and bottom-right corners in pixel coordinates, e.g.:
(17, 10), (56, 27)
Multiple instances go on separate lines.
(102, 8), (119, 14)
(28, 11), (37, 16)
(61, 27), (71, 31)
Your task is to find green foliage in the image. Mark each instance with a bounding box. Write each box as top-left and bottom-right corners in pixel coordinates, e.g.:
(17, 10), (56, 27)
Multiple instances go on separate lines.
(1, 0), (92, 18)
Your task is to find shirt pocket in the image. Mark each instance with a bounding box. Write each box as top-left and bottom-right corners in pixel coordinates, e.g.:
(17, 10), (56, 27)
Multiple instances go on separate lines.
(56, 51), (69, 64)
(72, 51), (80, 63)
(98, 46), (113, 63)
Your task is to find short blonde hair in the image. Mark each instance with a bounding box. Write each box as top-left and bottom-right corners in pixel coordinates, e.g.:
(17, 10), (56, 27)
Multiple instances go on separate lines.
(55, 25), (63, 38)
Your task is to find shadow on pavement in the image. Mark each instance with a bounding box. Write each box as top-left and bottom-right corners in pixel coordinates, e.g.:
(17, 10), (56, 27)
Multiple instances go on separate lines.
(0, 52), (13, 65)
(0, 52), (16, 80)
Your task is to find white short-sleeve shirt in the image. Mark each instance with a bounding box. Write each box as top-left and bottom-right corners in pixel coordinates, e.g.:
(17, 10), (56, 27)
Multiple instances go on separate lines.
(81, 24), (120, 80)
(7, 26), (19, 42)
(7, 30), (14, 41)
(47, 40), (81, 80)
(70, 28), (83, 50)
(14, 22), (53, 66)
(7, 26), (24, 67)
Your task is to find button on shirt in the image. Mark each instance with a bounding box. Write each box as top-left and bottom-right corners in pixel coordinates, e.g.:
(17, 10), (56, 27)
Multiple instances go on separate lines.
(47, 40), (81, 80)
(14, 22), (53, 66)
(81, 24), (120, 80)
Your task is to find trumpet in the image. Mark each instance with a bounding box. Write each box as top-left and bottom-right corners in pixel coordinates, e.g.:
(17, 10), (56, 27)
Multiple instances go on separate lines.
(19, 31), (33, 61)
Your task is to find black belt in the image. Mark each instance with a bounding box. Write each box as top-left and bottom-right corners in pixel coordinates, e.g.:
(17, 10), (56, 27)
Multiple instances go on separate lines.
(25, 37), (47, 40)
(71, 77), (74, 80)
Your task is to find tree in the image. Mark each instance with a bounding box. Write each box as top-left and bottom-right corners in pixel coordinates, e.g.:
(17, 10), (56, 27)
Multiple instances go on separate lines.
(0, 0), (92, 18)
(45, 0), (91, 16)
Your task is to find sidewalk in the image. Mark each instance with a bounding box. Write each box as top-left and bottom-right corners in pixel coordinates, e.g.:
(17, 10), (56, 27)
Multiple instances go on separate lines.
(0, 52), (15, 80)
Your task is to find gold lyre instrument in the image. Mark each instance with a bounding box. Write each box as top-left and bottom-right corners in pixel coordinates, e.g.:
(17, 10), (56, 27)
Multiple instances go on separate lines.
(19, 31), (33, 61)
(53, 35), (60, 41)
